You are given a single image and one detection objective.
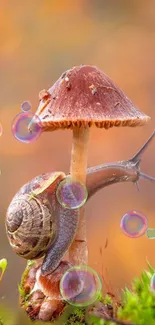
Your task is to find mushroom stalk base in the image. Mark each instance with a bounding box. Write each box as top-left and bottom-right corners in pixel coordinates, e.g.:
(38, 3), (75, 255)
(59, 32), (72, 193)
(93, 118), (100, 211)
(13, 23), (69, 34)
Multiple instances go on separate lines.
(69, 126), (90, 266)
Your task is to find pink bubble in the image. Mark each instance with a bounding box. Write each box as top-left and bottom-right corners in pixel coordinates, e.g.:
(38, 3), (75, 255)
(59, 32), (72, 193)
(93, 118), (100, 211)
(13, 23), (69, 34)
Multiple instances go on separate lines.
(120, 210), (148, 238)
(21, 101), (31, 112)
(56, 176), (88, 210)
(60, 265), (102, 307)
(11, 112), (42, 143)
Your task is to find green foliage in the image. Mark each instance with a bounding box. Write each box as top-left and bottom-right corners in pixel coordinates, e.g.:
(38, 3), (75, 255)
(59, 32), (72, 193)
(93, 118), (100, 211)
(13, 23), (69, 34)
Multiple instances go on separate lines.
(0, 258), (7, 281)
(103, 294), (113, 305)
(64, 307), (86, 325)
(117, 260), (155, 324)
(2, 261), (155, 324)
(19, 260), (36, 298)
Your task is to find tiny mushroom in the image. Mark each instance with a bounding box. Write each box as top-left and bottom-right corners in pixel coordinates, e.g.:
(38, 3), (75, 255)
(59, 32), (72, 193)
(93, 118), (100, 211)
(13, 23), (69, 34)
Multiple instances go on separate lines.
(31, 65), (150, 266)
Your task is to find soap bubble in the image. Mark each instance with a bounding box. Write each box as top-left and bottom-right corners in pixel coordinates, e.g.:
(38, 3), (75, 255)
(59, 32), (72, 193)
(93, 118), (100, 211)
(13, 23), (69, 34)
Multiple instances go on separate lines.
(21, 101), (31, 112)
(60, 265), (102, 307)
(56, 176), (88, 209)
(120, 210), (148, 238)
(12, 112), (42, 143)
(150, 273), (155, 292)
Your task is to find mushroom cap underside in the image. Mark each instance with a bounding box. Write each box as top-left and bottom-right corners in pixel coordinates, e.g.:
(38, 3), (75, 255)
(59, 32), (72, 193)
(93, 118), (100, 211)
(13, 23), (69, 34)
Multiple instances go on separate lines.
(34, 65), (150, 131)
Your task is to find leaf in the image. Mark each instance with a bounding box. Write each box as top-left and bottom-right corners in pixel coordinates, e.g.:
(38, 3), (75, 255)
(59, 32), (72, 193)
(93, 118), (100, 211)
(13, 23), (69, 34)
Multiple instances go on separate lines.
(0, 258), (7, 281)
(146, 259), (155, 275)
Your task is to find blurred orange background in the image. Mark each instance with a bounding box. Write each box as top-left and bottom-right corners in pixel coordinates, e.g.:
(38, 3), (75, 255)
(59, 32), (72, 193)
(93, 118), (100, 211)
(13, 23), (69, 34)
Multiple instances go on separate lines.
(0, 0), (155, 313)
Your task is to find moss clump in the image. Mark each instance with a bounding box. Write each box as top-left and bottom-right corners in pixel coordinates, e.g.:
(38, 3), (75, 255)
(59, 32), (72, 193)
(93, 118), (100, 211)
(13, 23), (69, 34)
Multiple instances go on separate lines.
(117, 261), (155, 325)
(18, 260), (37, 304)
(63, 307), (86, 325)
(2, 262), (155, 324)
(61, 261), (155, 324)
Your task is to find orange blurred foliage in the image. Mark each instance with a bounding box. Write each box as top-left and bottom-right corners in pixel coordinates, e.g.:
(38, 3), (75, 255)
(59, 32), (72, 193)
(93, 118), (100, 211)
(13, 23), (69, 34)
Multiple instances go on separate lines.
(0, 0), (155, 309)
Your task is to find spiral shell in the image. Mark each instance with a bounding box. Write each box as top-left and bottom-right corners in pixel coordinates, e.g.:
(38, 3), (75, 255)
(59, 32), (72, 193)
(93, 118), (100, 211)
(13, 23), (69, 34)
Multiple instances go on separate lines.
(5, 172), (66, 260)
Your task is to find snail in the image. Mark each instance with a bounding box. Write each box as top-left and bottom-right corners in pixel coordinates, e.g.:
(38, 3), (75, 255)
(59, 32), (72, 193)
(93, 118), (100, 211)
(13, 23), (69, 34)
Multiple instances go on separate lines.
(5, 132), (155, 276)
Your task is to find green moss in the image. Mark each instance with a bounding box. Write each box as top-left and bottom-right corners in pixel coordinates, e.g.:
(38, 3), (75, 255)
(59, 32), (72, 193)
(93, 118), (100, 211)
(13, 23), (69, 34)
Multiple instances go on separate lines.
(19, 260), (36, 298)
(2, 261), (155, 324)
(117, 261), (155, 324)
(64, 307), (86, 325)
(62, 261), (155, 324)
(18, 283), (26, 299)
(103, 294), (113, 305)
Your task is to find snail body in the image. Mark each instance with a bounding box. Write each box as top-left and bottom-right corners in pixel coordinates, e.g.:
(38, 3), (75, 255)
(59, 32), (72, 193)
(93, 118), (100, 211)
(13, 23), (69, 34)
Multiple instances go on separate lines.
(6, 132), (155, 275)
(6, 171), (79, 275)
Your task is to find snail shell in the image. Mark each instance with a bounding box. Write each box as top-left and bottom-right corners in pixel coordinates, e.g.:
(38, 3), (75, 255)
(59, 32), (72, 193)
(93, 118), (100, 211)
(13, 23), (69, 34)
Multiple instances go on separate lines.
(6, 172), (79, 275)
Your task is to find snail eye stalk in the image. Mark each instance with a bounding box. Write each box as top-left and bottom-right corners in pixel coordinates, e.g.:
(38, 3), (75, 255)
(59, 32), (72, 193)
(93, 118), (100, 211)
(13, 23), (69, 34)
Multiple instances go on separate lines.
(129, 130), (155, 184)
(130, 130), (155, 166)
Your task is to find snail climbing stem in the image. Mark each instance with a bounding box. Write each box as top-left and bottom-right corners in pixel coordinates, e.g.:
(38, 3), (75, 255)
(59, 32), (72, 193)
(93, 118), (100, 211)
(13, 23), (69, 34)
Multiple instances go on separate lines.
(5, 132), (155, 276)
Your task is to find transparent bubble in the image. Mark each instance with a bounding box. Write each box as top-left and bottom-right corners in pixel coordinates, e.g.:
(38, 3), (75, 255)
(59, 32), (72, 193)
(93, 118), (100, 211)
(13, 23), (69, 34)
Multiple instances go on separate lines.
(120, 210), (148, 238)
(21, 101), (32, 112)
(11, 112), (42, 143)
(0, 123), (3, 137)
(60, 265), (102, 307)
(150, 273), (155, 292)
(56, 176), (88, 209)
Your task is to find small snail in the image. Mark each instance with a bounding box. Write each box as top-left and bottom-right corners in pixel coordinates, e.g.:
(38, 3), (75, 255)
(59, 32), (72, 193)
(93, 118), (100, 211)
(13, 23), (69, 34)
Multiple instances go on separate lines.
(5, 132), (155, 276)
(6, 171), (80, 275)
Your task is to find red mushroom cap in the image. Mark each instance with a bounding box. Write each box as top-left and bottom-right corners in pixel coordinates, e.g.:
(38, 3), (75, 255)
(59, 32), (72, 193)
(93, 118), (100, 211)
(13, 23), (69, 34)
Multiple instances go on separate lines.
(34, 65), (150, 131)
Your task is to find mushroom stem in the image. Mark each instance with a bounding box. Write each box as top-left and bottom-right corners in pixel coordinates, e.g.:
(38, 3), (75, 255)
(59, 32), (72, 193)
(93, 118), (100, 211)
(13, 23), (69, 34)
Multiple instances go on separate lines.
(69, 126), (90, 266)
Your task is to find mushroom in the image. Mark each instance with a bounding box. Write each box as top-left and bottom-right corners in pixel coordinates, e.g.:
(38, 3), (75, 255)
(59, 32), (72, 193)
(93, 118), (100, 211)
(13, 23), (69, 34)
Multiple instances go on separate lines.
(31, 65), (150, 266)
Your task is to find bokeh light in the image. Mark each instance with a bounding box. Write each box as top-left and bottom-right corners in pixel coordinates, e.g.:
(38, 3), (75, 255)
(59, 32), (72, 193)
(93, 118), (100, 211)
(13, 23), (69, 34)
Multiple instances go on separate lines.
(11, 112), (42, 143)
(56, 176), (88, 209)
(60, 265), (102, 307)
(120, 210), (148, 238)
(21, 101), (32, 112)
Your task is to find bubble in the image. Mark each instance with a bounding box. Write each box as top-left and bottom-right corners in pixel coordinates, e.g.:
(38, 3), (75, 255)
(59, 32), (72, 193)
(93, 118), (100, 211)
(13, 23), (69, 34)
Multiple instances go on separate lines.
(150, 273), (155, 292)
(120, 210), (148, 238)
(60, 265), (102, 307)
(56, 176), (88, 209)
(12, 112), (42, 143)
(0, 123), (3, 137)
(21, 101), (32, 112)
